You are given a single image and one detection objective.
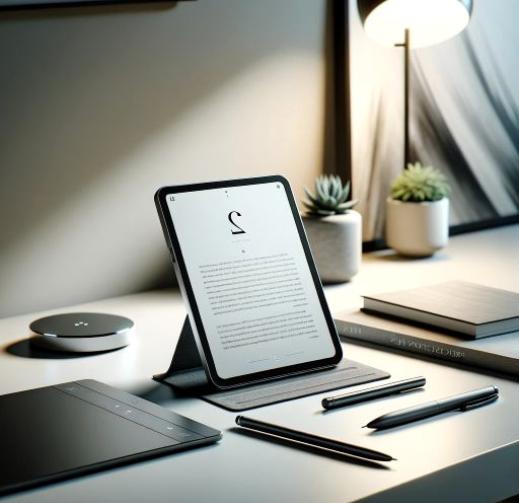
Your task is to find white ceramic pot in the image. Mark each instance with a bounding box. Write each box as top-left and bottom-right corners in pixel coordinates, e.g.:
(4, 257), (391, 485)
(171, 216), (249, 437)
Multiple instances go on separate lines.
(385, 197), (449, 257)
(302, 211), (362, 283)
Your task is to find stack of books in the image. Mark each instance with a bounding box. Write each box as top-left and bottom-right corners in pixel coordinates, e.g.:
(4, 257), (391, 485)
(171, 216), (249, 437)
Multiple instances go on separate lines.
(335, 281), (519, 378)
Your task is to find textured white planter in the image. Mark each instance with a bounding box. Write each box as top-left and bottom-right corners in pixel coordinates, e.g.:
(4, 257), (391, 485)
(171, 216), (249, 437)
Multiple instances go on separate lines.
(385, 197), (449, 257)
(302, 211), (362, 283)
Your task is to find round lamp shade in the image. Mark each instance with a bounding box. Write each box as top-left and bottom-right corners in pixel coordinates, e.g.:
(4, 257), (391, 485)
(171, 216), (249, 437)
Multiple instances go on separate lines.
(358, 0), (473, 48)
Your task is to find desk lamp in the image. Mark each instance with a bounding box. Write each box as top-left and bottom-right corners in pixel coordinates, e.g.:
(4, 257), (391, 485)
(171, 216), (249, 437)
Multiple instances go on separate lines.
(357, 0), (473, 170)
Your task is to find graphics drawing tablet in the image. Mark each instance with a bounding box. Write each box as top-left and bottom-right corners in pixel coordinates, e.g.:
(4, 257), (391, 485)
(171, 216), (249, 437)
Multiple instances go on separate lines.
(0, 380), (221, 496)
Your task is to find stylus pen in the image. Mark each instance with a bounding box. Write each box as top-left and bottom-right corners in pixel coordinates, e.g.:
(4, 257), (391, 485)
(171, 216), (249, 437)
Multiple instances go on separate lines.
(235, 415), (395, 462)
(322, 376), (426, 410)
(364, 385), (499, 430)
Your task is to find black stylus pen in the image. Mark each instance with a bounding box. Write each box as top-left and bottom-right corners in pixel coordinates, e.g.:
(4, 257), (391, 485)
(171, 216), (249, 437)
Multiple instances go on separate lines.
(364, 385), (499, 430)
(322, 376), (426, 410)
(236, 415), (395, 461)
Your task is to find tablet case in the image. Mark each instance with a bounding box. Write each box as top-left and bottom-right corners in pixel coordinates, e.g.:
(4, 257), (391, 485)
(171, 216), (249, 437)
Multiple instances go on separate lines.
(153, 317), (390, 410)
(154, 317), (209, 391)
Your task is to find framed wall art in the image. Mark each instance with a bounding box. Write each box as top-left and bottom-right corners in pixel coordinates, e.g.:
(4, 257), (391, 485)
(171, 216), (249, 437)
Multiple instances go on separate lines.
(334, 0), (519, 248)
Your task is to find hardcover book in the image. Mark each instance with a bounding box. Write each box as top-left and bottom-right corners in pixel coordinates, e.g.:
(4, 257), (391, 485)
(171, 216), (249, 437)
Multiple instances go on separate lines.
(335, 310), (519, 378)
(362, 281), (519, 338)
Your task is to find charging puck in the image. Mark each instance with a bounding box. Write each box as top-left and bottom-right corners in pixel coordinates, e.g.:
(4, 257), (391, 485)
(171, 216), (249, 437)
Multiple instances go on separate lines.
(30, 312), (134, 353)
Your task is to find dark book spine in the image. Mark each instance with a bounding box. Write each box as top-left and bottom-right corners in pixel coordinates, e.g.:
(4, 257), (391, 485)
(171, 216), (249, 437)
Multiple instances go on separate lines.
(335, 319), (519, 378)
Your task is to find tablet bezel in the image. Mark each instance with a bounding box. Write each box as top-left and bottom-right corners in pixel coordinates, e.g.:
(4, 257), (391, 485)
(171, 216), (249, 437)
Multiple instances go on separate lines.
(155, 175), (343, 389)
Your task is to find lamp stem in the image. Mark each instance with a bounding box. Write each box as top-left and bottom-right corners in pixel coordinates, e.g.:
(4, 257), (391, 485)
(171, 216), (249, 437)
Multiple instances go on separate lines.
(403, 28), (410, 170)
(395, 29), (411, 170)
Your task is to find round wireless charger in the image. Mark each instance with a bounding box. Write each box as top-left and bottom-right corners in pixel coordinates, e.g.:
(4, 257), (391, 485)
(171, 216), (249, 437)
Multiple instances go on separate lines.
(30, 312), (134, 353)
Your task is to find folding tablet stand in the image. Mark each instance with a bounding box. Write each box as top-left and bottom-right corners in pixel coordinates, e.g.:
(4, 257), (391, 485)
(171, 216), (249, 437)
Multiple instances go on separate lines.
(153, 317), (391, 408)
(153, 317), (214, 392)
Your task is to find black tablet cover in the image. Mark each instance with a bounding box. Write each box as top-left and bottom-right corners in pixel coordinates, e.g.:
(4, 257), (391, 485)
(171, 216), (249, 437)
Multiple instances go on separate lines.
(154, 176), (342, 389)
(0, 380), (221, 496)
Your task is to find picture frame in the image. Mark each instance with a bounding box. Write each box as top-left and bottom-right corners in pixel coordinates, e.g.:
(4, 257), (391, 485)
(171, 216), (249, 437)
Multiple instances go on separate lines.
(0, 0), (190, 11)
(334, 0), (519, 250)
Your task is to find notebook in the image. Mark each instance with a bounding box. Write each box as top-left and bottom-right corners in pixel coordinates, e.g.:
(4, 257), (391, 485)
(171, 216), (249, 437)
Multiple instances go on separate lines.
(362, 281), (519, 339)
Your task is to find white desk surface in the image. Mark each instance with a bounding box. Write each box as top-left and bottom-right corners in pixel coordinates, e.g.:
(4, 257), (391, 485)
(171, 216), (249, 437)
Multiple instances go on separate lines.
(1, 225), (519, 503)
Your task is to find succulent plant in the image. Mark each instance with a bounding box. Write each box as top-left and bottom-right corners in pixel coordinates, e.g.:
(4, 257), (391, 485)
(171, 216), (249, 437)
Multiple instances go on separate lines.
(303, 175), (357, 217)
(390, 162), (450, 202)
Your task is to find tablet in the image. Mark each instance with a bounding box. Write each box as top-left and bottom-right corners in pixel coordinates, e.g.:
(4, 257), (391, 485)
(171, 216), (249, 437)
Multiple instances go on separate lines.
(0, 380), (221, 496)
(155, 175), (342, 388)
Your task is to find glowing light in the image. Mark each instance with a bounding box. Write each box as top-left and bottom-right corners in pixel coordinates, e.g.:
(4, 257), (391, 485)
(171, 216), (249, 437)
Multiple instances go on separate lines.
(363, 0), (471, 48)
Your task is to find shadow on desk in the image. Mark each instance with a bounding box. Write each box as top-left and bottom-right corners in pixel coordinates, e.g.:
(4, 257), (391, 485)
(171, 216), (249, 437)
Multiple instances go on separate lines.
(365, 250), (450, 263)
(128, 380), (194, 406)
(4, 338), (122, 359)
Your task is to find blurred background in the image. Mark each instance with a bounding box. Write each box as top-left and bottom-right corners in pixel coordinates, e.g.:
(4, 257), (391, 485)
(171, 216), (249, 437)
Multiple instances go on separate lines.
(0, 0), (336, 317)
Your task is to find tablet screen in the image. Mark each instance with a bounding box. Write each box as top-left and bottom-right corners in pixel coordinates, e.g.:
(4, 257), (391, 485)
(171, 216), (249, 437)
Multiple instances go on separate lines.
(164, 179), (339, 381)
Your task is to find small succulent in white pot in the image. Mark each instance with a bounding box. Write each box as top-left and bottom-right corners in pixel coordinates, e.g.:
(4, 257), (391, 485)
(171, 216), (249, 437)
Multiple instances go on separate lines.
(302, 175), (361, 283)
(386, 162), (450, 257)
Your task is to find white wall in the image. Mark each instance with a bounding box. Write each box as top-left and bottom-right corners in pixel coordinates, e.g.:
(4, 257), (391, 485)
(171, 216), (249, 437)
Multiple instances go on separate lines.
(0, 0), (328, 317)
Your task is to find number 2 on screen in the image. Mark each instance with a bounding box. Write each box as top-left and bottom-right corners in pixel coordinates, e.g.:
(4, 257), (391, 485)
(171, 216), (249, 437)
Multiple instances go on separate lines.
(228, 211), (246, 235)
